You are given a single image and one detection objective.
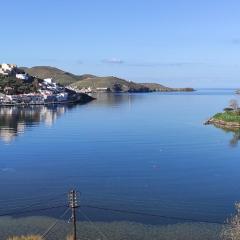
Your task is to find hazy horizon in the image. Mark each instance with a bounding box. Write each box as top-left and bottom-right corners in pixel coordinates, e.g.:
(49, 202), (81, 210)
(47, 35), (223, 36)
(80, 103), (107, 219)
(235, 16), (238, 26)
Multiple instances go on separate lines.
(1, 0), (240, 88)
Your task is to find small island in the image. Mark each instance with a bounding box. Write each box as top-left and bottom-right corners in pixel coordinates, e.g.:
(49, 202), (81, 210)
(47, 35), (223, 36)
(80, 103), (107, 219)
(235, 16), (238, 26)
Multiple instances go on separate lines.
(205, 100), (240, 129)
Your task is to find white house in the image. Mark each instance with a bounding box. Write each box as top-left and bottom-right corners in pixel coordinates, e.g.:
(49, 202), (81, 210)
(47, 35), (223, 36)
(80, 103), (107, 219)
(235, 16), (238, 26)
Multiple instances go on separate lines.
(16, 73), (29, 80)
(1, 63), (16, 71)
(44, 78), (53, 84)
(56, 92), (68, 101)
(0, 63), (17, 76)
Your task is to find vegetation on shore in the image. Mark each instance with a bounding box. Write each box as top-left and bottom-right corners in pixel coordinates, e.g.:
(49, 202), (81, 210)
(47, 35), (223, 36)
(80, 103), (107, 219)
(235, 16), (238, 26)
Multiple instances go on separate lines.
(221, 203), (240, 240)
(213, 112), (240, 123)
(205, 100), (240, 129)
(0, 76), (40, 95)
(0, 72), (94, 106)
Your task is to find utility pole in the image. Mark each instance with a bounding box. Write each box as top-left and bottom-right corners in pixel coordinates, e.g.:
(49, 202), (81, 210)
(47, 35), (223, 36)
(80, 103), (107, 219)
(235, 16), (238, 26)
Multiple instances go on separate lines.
(69, 189), (79, 240)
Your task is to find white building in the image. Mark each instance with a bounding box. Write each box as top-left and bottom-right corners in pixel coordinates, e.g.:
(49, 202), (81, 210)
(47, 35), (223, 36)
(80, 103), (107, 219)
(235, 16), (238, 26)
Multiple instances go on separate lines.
(56, 92), (68, 101)
(0, 63), (17, 76)
(44, 78), (53, 84)
(16, 73), (29, 80)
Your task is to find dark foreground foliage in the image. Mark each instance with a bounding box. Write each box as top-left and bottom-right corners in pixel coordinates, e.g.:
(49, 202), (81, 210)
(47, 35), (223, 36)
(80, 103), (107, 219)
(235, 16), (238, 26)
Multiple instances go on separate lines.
(0, 76), (40, 95)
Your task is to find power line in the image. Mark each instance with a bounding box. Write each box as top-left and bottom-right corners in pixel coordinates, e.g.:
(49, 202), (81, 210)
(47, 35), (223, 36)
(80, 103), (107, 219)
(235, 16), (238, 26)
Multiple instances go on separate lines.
(0, 194), (66, 212)
(0, 199), (227, 225)
(0, 204), (67, 217)
(41, 208), (69, 239)
(0, 189), (229, 233)
(81, 204), (226, 225)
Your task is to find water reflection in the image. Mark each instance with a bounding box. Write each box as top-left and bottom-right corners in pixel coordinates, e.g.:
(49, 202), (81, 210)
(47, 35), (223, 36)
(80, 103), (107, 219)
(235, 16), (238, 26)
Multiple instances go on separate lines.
(0, 105), (73, 143)
(229, 131), (240, 147)
(91, 92), (148, 107)
(0, 94), (142, 143)
(212, 125), (240, 147)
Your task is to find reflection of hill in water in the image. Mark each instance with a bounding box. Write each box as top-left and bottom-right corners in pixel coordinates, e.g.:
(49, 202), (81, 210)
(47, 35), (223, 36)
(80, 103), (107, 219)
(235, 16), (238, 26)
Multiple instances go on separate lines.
(0, 106), (73, 143)
(91, 93), (145, 106)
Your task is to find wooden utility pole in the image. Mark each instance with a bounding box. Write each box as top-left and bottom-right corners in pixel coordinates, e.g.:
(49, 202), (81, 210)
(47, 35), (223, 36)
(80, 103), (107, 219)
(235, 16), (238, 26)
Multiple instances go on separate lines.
(69, 190), (79, 240)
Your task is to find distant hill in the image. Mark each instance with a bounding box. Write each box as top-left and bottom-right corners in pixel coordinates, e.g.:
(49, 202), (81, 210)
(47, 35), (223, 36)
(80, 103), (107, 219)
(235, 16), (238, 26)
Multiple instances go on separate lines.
(23, 66), (194, 92)
(70, 76), (151, 92)
(141, 83), (194, 92)
(71, 77), (194, 92)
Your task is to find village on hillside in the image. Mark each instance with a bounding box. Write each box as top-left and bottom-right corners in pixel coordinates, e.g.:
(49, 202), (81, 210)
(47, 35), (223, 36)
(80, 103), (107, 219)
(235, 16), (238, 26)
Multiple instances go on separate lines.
(0, 63), (92, 105)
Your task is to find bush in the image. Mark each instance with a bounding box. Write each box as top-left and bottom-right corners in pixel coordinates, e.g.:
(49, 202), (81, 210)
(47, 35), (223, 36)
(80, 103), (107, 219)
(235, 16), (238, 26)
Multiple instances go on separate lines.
(0, 76), (40, 95)
(213, 112), (240, 123)
(221, 203), (240, 240)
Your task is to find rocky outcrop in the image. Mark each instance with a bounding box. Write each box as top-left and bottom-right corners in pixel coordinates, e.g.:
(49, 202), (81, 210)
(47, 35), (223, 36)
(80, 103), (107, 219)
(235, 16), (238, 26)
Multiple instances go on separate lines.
(140, 83), (194, 92)
(204, 118), (240, 129)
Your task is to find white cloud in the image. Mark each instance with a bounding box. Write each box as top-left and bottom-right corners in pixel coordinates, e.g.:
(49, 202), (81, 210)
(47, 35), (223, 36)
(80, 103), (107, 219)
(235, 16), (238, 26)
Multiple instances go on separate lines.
(102, 58), (124, 64)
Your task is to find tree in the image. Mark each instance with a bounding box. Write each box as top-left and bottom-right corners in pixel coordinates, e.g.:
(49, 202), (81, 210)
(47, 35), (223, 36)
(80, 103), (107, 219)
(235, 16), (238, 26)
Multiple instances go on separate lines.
(229, 99), (239, 112)
(221, 202), (240, 240)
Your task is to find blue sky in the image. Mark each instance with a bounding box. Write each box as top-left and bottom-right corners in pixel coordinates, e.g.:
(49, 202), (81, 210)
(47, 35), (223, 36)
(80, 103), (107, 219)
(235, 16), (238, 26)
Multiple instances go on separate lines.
(1, 0), (240, 87)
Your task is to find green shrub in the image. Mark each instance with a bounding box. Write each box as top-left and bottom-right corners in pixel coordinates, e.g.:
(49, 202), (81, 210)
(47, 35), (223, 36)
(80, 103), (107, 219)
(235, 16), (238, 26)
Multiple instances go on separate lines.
(0, 76), (40, 95)
(213, 112), (240, 123)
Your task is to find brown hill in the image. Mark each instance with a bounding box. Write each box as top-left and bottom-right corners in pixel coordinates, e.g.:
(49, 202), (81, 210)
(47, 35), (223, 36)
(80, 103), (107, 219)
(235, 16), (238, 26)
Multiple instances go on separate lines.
(23, 66), (194, 92)
(70, 76), (152, 92)
(23, 66), (95, 86)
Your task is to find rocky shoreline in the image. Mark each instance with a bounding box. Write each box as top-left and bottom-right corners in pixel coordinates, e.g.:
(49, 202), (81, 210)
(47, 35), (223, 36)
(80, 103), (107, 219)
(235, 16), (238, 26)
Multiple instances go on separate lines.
(0, 93), (94, 107)
(204, 118), (240, 129)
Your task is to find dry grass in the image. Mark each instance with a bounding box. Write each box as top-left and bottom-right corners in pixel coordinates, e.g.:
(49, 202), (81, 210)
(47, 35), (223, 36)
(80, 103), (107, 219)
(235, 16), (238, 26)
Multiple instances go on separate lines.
(66, 234), (73, 240)
(8, 235), (74, 240)
(7, 235), (42, 240)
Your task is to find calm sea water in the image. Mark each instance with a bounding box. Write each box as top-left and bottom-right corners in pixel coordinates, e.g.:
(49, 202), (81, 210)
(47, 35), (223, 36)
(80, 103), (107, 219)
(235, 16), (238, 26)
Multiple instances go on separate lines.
(0, 89), (240, 225)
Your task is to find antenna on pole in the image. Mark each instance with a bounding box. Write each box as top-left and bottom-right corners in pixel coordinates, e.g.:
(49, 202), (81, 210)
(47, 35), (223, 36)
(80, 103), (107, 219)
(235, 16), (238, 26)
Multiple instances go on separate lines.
(68, 189), (79, 240)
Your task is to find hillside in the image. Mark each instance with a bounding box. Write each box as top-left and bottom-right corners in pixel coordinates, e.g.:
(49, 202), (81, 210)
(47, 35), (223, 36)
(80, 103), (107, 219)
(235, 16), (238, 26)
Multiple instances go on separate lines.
(140, 83), (194, 92)
(23, 66), (194, 93)
(70, 76), (151, 92)
(71, 77), (194, 93)
(0, 75), (41, 95)
(140, 83), (172, 91)
(23, 66), (86, 86)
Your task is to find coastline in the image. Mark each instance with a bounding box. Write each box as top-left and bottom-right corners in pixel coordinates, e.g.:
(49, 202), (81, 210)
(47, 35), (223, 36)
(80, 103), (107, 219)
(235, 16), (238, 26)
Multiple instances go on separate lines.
(0, 98), (94, 107)
(204, 118), (240, 129)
